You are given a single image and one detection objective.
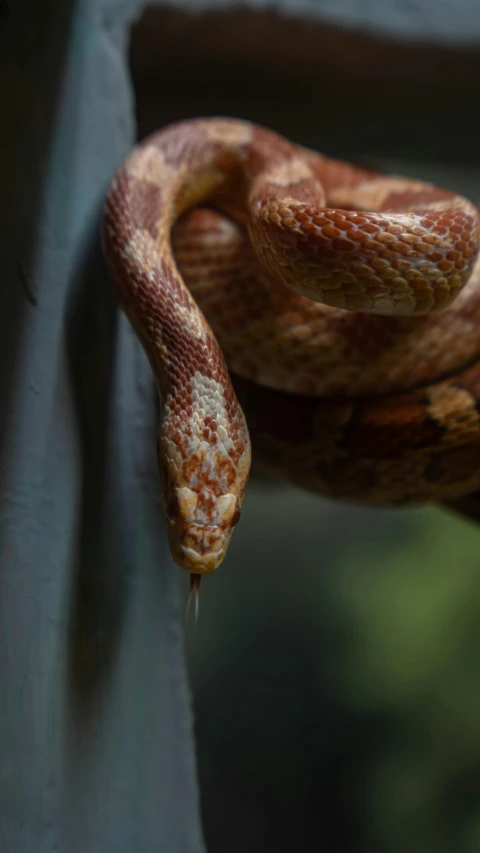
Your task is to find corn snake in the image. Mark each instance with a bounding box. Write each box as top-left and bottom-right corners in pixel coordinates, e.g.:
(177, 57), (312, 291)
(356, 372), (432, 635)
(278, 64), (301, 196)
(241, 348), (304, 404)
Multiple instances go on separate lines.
(102, 117), (480, 583)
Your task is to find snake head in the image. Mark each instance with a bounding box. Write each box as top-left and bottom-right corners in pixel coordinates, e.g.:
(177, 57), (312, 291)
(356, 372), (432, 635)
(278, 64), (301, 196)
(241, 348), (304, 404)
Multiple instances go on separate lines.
(158, 418), (251, 575)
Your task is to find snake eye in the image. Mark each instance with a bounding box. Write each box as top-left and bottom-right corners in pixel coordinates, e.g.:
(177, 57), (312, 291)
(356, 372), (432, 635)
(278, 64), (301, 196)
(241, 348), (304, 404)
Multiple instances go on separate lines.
(166, 494), (179, 521)
(231, 505), (242, 527)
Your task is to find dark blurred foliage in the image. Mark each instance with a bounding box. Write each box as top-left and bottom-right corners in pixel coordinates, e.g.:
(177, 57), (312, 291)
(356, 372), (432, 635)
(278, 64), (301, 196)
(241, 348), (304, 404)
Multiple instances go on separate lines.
(186, 484), (480, 853)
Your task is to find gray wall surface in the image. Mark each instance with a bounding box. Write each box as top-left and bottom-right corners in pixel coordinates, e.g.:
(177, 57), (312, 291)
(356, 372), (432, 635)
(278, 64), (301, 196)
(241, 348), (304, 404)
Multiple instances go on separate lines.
(1, 1), (203, 850)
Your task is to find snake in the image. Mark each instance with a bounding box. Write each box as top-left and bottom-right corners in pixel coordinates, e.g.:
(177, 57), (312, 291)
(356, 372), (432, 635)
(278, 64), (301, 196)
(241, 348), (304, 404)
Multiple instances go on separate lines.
(101, 117), (480, 589)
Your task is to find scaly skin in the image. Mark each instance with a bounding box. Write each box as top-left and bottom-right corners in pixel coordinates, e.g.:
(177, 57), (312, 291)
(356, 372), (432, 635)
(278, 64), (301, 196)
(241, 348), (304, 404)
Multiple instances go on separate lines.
(102, 117), (480, 578)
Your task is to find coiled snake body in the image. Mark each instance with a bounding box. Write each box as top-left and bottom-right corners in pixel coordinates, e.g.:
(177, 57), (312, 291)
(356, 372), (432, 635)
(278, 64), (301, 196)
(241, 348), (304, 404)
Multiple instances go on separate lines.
(102, 118), (480, 580)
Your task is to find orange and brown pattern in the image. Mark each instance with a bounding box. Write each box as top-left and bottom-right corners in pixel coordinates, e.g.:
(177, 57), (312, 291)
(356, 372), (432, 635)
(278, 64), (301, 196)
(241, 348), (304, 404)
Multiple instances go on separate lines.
(102, 117), (480, 576)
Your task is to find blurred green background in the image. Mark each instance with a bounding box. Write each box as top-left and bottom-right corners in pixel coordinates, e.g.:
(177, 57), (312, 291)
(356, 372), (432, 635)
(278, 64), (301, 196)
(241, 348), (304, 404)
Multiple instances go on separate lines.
(186, 485), (480, 852)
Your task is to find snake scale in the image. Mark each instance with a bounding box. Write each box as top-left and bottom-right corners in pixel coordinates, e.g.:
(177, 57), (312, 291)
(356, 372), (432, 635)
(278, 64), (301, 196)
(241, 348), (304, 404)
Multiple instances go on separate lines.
(102, 117), (480, 586)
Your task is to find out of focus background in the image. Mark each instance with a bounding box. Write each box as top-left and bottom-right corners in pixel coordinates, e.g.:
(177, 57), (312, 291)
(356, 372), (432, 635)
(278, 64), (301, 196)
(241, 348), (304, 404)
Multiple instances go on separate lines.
(187, 492), (480, 853)
(3, 1), (480, 852)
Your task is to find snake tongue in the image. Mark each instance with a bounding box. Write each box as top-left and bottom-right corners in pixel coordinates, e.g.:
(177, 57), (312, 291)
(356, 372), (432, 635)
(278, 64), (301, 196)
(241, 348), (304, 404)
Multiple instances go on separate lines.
(187, 573), (202, 622)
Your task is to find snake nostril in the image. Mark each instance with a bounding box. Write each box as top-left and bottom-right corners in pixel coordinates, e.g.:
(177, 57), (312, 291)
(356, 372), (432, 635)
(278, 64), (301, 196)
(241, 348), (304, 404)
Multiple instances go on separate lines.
(231, 505), (242, 527)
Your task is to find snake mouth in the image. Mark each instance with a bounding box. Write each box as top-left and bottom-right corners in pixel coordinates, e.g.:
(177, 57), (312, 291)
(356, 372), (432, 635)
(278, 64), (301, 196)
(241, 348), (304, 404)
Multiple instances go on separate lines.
(180, 547), (225, 574)
(169, 522), (231, 574)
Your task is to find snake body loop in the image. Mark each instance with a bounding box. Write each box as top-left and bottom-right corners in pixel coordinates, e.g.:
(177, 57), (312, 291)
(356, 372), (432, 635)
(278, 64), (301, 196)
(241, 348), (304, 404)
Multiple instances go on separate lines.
(102, 118), (480, 575)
